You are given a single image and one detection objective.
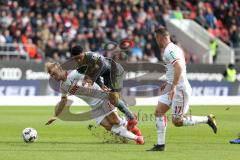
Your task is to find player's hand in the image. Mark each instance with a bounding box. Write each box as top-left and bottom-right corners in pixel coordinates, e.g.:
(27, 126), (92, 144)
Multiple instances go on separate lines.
(168, 85), (176, 100)
(102, 85), (111, 92)
(45, 117), (57, 125)
(82, 76), (93, 87)
(83, 81), (93, 88)
(160, 81), (167, 93)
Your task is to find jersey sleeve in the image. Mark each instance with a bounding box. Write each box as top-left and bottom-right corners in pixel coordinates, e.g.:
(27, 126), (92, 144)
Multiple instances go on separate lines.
(60, 83), (68, 97)
(165, 50), (180, 65)
(70, 70), (84, 82)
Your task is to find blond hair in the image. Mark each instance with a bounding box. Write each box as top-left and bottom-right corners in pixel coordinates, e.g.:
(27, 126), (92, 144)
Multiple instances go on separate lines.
(45, 62), (61, 73)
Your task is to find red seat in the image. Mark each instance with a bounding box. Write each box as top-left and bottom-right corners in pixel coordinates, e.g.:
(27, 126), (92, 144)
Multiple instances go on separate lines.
(189, 12), (196, 19)
(185, 2), (196, 11)
(219, 28), (229, 41)
(208, 28), (215, 36)
(216, 20), (224, 28)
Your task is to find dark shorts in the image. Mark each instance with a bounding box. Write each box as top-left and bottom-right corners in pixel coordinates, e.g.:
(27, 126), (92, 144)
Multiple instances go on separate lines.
(102, 61), (124, 92)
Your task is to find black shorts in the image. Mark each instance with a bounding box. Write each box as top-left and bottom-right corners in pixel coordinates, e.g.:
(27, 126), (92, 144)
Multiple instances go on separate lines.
(102, 60), (124, 92)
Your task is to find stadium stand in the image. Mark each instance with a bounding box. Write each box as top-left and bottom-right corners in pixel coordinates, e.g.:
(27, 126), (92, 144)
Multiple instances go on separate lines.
(0, 0), (239, 63)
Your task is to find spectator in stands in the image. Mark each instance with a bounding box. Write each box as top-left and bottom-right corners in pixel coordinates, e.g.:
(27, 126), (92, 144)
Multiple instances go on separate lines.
(0, 31), (6, 43)
(195, 9), (209, 29)
(172, 6), (183, 20)
(131, 44), (143, 61)
(0, 1), (157, 61)
(229, 25), (240, 48)
(187, 1), (240, 49)
(223, 63), (237, 83)
(2, 0), (239, 62)
(209, 38), (218, 63)
(205, 8), (217, 29)
(3, 30), (13, 43)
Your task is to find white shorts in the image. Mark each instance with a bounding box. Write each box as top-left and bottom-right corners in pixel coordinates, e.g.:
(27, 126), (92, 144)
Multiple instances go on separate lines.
(95, 108), (117, 124)
(158, 87), (191, 118)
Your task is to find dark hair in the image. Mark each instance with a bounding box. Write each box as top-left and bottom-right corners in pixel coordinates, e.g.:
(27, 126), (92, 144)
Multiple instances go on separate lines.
(170, 35), (178, 44)
(228, 63), (235, 69)
(155, 27), (170, 37)
(70, 45), (83, 56)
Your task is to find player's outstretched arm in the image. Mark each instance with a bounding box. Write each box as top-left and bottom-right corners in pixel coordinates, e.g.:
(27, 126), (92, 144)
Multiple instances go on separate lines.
(45, 96), (68, 125)
(55, 96), (68, 117)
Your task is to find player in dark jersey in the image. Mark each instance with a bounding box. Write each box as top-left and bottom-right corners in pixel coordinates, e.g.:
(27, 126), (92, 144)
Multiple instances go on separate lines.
(70, 45), (138, 129)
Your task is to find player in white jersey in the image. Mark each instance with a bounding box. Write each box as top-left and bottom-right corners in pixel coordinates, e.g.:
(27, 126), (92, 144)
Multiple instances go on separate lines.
(45, 62), (144, 144)
(147, 27), (217, 151)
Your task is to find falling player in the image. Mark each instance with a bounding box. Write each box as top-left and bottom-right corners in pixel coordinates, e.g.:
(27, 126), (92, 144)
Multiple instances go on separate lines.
(69, 45), (138, 130)
(45, 62), (144, 144)
(147, 27), (217, 151)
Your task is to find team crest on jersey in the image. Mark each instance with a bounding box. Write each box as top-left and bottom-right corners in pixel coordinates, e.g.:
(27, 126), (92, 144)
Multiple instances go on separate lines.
(169, 51), (176, 59)
(92, 53), (100, 61)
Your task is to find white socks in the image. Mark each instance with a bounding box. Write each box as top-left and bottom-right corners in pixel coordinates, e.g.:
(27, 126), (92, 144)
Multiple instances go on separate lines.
(119, 117), (127, 127)
(111, 125), (137, 140)
(155, 115), (208, 145)
(183, 116), (208, 126)
(156, 116), (167, 145)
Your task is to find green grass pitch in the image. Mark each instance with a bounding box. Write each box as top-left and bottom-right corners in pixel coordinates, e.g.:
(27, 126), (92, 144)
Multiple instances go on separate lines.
(0, 105), (239, 160)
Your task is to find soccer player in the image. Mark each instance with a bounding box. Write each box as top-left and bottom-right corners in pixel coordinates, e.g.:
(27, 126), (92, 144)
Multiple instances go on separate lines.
(45, 62), (144, 144)
(229, 138), (240, 144)
(229, 133), (240, 144)
(69, 45), (137, 130)
(147, 27), (217, 151)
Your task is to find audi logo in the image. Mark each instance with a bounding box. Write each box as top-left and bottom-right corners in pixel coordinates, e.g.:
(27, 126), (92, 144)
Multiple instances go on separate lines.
(0, 68), (22, 80)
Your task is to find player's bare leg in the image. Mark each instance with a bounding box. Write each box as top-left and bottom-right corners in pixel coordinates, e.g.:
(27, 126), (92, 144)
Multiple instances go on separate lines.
(106, 111), (121, 125)
(100, 118), (113, 131)
(103, 112), (144, 144)
(108, 61), (138, 129)
(108, 92), (137, 129)
(106, 112), (143, 144)
(178, 114), (217, 133)
(170, 90), (217, 134)
(147, 102), (169, 151)
(107, 112), (142, 136)
(171, 114), (217, 134)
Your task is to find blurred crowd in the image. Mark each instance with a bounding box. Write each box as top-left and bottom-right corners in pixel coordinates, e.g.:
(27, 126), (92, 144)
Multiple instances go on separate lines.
(187, 0), (240, 48)
(0, 0), (239, 63)
(0, 0), (166, 62)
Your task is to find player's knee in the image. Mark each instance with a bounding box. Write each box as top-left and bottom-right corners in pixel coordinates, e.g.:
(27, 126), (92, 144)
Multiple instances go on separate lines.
(109, 98), (118, 106)
(103, 124), (112, 131)
(112, 120), (119, 125)
(110, 116), (120, 125)
(172, 117), (183, 127)
(155, 109), (164, 117)
(100, 121), (112, 131)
